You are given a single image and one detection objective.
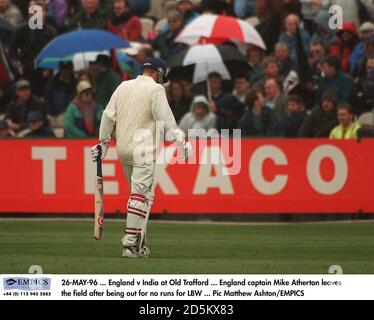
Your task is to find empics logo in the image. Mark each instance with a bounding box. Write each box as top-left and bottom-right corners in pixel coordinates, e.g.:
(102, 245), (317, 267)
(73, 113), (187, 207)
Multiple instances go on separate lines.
(3, 277), (51, 291)
(5, 279), (17, 286)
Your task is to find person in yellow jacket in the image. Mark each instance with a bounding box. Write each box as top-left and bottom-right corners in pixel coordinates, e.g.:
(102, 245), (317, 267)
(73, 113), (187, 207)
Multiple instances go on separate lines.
(329, 104), (361, 139)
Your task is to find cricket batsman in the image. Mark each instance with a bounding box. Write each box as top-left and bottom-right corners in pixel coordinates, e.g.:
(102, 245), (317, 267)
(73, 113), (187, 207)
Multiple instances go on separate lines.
(91, 58), (192, 258)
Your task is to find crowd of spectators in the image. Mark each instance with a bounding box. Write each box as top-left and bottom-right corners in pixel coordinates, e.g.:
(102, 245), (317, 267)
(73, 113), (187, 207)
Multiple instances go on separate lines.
(0, 0), (374, 140)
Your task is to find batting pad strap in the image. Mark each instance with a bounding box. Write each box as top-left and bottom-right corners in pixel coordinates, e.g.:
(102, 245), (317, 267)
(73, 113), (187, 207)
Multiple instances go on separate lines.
(127, 193), (148, 218)
(128, 208), (147, 218)
(124, 204), (147, 247)
(125, 228), (142, 235)
(129, 193), (148, 204)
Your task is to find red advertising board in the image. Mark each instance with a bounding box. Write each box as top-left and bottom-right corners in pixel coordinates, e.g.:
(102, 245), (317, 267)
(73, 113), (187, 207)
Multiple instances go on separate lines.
(0, 139), (373, 214)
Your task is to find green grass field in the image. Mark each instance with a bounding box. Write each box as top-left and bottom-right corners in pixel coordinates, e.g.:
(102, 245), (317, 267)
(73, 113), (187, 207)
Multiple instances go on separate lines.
(0, 220), (373, 274)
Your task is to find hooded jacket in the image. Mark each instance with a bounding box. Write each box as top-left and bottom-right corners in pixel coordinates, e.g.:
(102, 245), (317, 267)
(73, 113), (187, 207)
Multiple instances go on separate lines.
(64, 98), (103, 138)
(178, 95), (217, 137)
(299, 103), (338, 138)
(329, 22), (359, 72)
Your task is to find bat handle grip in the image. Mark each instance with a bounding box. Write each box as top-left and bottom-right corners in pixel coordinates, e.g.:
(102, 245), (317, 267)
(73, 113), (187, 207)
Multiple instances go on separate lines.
(97, 144), (103, 178)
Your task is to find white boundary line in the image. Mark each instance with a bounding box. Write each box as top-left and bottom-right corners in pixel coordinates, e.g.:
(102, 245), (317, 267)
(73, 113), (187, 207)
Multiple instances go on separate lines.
(0, 218), (373, 226)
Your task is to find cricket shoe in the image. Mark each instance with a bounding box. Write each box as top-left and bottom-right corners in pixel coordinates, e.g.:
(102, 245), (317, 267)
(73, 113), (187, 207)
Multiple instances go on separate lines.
(122, 246), (150, 258)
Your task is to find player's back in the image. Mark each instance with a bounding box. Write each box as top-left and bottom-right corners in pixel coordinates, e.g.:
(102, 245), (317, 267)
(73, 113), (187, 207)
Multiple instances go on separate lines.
(114, 75), (164, 165)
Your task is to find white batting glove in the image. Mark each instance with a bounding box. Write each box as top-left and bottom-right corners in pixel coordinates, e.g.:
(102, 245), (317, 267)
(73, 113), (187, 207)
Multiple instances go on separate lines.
(90, 142), (109, 162)
(180, 142), (193, 161)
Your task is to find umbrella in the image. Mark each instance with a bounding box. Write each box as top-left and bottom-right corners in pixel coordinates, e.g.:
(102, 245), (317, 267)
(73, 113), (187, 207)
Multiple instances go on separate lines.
(255, 13), (282, 54)
(168, 44), (252, 100)
(175, 14), (266, 50)
(37, 50), (133, 70)
(168, 44), (251, 83)
(35, 29), (129, 66)
(38, 51), (106, 70)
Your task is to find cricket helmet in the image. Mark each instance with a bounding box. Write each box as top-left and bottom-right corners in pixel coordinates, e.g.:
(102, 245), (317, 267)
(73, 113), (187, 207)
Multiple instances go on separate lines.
(142, 58), (168, 84)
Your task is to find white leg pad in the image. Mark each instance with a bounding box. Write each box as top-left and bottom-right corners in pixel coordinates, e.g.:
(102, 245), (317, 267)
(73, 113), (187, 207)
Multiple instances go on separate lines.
(122, 194), (148, 247)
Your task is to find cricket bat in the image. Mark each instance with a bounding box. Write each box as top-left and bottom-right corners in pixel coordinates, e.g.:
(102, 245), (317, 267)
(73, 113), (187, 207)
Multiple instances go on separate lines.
(94, 145), (104, 240)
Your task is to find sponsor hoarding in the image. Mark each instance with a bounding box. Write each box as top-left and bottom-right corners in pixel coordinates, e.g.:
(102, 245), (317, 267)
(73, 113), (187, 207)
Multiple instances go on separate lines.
(0, 139), (373, 214)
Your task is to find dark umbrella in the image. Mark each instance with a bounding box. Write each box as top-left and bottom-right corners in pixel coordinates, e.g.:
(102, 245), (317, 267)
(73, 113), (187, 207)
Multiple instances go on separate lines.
(256, 13), (282, 54)
(295, 27), (313, 84)
(168, 44), (252, 83)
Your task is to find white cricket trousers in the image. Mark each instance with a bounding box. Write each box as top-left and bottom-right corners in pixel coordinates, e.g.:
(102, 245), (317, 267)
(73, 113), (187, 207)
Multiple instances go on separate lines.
(122, 161), (156, 248)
